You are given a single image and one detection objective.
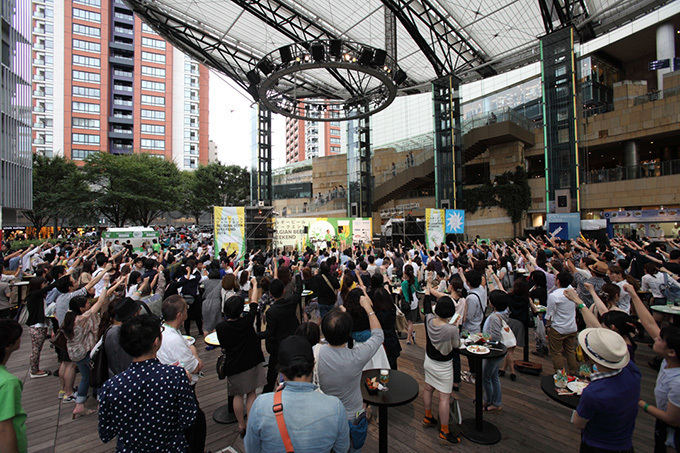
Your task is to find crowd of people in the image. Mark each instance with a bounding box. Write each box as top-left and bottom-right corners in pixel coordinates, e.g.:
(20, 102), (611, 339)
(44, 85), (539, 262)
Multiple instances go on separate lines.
(2, 228), (680, 452)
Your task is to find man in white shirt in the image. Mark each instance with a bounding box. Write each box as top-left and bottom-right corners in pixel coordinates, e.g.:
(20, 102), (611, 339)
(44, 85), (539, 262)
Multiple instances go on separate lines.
(546, 272), (578, 375)
(157, 295), (206, 453)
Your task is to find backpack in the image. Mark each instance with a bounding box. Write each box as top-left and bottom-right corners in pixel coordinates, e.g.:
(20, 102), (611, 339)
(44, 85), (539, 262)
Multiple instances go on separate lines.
(501, 270), (514, 292)
(90, 328), (111, 388)
(662, 273), (680, 304)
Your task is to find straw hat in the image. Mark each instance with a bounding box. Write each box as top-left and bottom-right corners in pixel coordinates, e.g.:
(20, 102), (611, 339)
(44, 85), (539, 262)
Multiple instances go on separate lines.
(588, 261), (609, 276)
(577, 328), (629, 370)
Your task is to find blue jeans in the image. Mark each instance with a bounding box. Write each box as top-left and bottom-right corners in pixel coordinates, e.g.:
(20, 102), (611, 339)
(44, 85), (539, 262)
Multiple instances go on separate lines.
(75, 354), (91, 404)
(318, 303), (334, 320)
(482, 357), (503, 407)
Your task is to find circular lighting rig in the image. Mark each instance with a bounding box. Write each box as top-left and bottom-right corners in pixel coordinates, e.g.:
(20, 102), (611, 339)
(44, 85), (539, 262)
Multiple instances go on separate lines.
(246, 40), (408, 122)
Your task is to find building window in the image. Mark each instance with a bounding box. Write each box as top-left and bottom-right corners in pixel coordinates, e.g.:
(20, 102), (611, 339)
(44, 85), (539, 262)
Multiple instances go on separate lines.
(141, 51), (166, 64)
(72, 117), (100, 129)
(72, 149), (99, 160)
(330, 137), (341, 144)
(73, 54), (100, 68)
(142, 37), (165, 50)
(141, 23), (157, 34)
(330, 121), (341, 127)
(330, 146), (340, 153)
(141, 124), (165, 135)
(72, 23), (100, 38)
(72, 70), (100, 83)
(73, 8), (101, 23)
(73, 0), (101, 7)
(141, 94), (165, 106)
(72, 85), (100, 98)
(141, 139), (165, 150)
(72, 133), (100, 145)
(72, 101), (100, 113)
(141, 65), (166, 78)
(141, 109), (166, 121)
(72, 39), (101, 53)
(141, 80), (165, 92)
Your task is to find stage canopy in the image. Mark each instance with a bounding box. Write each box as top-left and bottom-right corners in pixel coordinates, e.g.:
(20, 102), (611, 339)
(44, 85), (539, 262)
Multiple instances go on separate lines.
(124, 0), (671, 100)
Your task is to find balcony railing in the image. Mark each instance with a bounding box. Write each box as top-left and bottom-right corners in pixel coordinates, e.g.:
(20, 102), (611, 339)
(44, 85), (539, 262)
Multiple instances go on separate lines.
(462, 106), (539, 135)
(373, 149), (432, 187)
(581, 159), (680, 184)
(114, 85), (133, 92)
(633, 86), (680, 106)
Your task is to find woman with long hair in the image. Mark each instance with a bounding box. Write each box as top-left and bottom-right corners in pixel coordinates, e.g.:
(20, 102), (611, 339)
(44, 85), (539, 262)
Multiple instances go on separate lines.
(62, 275), (120, 419)
(78, 260), (95, 286)
(238, 269), (251, 300)
(372, 286), (401, 370)
(202, 268), (224, 339)
(125, 271), (141, 298)
(25, 276), (56, 378)
(216, 294), (265, 437)
(339, 272), (355, 305)
(401, 264), (421, 345)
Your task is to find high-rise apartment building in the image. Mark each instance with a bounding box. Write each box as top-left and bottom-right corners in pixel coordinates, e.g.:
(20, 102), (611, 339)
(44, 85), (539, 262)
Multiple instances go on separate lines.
(30, 0), (209, 170)
(2, 0), (33, 223)
(284, 105), (342, 163)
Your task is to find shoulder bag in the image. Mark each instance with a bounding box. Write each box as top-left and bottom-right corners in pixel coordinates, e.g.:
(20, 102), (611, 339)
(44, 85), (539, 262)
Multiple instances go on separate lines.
(496, 313), (517, 348)
(90, 327), (111, 388)
(216, 348), (228, 380)
(49, 329), (68, 351)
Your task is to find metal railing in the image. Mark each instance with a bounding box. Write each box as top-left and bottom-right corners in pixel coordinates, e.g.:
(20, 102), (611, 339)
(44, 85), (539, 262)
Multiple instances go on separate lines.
(581, 159), (680, 184)
(633, 86), (680, 106)
(462, 107), (538, 135)
(306, 196), (347, 213)
(373, 150), (432, 187)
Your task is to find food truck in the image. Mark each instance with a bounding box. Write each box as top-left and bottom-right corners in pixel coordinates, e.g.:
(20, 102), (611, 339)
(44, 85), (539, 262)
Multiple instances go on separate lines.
(101, 227), (159, 253)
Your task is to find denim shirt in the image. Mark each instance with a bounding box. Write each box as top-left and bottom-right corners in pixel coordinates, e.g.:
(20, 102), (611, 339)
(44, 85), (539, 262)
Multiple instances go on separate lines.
(244, 381), (350, 453)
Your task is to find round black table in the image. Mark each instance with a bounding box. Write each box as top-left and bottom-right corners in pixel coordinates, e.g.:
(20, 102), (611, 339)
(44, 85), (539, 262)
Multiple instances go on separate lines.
(540, 375), (580, 410)
(458, 343), (507, 445)
(361, 369), (419, 453)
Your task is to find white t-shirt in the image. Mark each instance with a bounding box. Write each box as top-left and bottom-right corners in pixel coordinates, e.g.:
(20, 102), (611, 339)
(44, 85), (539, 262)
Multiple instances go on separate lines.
(157, 324), (199, 385)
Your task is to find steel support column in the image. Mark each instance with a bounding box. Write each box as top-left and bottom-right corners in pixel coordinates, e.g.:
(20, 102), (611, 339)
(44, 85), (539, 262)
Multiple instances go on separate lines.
(251, 103), (272, 206)
(347, 105), (372, 218)
(432, 75), (462, 210)
(540, 27), (579, 213)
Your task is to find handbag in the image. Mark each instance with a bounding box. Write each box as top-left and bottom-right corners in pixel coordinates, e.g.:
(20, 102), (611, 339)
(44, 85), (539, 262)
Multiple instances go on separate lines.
(49, 329), (68, 351)
(394, 304), (408, 332)
(17, 303), (29, 325)
(449, 398), (462, 425)
(216, 349), (228, 380)
(90, 328), (110, 388)
(497, 314), (517, 348)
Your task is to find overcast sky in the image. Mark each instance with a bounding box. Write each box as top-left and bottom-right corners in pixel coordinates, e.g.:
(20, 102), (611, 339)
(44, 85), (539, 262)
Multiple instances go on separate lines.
(209, 70), (286, 170)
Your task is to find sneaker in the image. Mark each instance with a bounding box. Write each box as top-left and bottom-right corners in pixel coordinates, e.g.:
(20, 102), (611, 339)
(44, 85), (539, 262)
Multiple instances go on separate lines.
(58, 390), (66, 399)
(439, 431), (461, 445)
(422, 416), (438, 428)
(63, 393), (76, 403)
(30, 370), (51, 379)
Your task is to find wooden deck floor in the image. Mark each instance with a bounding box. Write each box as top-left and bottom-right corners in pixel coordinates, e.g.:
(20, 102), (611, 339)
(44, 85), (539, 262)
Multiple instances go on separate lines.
(6, 323), (658, 453)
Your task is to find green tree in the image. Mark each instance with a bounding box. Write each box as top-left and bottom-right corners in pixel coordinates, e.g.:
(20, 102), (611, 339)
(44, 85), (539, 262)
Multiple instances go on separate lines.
(181, 162), (250, 224)
(23, 154), (91, 234)
(84, 153), (181, 227)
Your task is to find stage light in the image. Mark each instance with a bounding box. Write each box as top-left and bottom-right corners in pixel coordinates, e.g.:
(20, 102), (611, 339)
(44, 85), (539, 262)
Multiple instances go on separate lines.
(358, 47), (374, 65)
(246, 70), (260, 85)
(279, 46), (293, 63)
(257, 58), (275, 75)
(329, 39), (342, 58)
(311, 43), (325, 61)
(393, 69), (407, 85)
(304, 54), (311, 62)
(343, 53), (352, 61)
(372, 49), (387, 67)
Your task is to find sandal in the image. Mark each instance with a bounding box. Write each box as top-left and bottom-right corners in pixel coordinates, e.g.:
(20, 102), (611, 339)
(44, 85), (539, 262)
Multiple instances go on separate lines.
(72, 409), (96, 419)
(483, 406), (502, 413)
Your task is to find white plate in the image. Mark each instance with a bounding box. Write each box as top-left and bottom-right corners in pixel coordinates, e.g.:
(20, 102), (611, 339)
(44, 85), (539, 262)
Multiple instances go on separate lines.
(205, 332), (220, 346)
(183, 335), (195, 346)
(466, 345), (489, 354)
(566, 381), (588, 395)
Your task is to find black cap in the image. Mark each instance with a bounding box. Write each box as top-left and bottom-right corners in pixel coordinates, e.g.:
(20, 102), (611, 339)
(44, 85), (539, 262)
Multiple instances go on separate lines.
(279, 336), (314, 367)
(114, 297), (141, 322)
